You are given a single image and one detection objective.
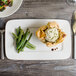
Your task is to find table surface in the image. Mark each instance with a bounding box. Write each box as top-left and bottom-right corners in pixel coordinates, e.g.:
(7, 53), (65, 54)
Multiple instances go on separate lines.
(0, 0), (76, 76)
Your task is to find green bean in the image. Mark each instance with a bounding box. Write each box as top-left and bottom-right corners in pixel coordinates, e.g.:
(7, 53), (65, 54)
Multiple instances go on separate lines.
(26, 42), (36, 49)
(16, 28), (30, 50)
(12, 33), (18, 40)
(28, 33), (32, 41)
(12, 33), (18, 52)
(26, 43), (36, 50)
(18, 33), (32, 53)
(17, 27), (24, 43)
(16, 28), (19, 36)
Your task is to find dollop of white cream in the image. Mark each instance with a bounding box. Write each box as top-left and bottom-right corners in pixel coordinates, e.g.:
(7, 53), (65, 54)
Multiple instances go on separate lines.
(45, 28), (59, 42)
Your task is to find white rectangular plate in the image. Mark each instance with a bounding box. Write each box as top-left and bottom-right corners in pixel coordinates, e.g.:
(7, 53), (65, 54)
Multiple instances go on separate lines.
(5, 19), (72, 60)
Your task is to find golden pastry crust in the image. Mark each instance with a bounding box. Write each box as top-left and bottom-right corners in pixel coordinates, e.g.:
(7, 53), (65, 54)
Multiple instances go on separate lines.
(36, 21), (66, 47)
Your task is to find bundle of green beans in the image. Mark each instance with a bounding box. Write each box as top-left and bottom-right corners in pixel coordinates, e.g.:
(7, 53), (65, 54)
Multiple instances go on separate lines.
(12, 26), (36, 53)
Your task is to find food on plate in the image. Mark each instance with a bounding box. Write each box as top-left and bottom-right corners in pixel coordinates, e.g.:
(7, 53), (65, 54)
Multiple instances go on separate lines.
(12, 26), (36, 53)
(36, 21), (66, 47)
(51, 47), (58, 51)
(0, 0), (13, 11)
